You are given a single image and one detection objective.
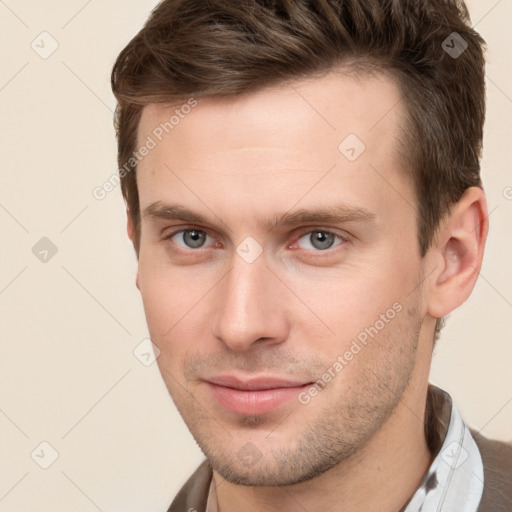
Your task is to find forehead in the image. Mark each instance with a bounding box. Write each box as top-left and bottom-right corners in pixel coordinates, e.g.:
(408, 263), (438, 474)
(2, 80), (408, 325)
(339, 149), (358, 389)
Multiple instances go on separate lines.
(135, 69), (411, 228)
(138, 68), (406, 154)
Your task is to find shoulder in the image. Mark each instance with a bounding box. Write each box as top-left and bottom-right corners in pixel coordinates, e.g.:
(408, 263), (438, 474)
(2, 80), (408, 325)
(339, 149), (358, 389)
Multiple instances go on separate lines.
(167, 459), (212, 512)
(471, 429), (512, 512)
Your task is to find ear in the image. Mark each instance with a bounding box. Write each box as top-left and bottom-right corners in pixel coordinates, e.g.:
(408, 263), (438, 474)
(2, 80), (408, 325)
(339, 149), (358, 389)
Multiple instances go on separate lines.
(427, 187), (488, 319)
(126, 208), (135, 242)
(126, 210), (141, 291)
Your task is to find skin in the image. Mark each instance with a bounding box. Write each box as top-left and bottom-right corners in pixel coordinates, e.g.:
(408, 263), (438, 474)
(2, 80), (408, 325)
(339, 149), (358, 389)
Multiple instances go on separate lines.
(128, 69), (488, 512)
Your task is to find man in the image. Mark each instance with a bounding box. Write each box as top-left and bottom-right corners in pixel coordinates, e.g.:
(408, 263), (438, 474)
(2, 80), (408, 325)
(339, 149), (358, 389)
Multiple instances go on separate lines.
(111, 0), (512, 510)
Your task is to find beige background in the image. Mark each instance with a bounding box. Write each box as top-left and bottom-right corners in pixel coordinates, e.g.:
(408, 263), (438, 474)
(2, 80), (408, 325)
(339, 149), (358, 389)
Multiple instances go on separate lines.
(0, 0), (510, 510)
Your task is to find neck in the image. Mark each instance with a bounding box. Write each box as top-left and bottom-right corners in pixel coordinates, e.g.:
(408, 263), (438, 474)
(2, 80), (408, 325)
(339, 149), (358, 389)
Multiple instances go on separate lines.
(213, 377), (433, 512)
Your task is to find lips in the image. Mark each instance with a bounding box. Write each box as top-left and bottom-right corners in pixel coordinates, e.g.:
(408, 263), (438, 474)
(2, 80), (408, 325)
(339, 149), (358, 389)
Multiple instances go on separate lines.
(207, 375), (310, 390)
(204, 375), (312, 416)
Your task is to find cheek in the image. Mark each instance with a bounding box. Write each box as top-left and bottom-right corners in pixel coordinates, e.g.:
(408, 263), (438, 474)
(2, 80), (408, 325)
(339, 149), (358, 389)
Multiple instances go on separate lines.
(287, 262), (413, 346)
(137, 260), (189, 342)
(137, 260), (216, 365)
(140, 278), (189, 381)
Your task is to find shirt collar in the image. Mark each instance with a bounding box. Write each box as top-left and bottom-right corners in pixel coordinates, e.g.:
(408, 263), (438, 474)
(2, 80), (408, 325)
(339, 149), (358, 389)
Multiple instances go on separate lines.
(402, 384), (484, 512)
(206, 384), (484, 512)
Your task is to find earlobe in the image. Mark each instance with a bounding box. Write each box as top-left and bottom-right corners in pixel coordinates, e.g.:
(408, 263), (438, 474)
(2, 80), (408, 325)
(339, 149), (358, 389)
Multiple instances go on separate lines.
(427, 187), (488, 319)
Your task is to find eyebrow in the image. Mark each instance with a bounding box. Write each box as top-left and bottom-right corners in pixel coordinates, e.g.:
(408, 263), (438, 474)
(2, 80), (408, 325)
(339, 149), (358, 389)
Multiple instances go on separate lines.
(142, 201), (376, 231)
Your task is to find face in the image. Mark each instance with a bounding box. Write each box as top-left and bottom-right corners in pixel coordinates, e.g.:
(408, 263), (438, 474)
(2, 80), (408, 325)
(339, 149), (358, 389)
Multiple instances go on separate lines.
(132, 70), (434, 486)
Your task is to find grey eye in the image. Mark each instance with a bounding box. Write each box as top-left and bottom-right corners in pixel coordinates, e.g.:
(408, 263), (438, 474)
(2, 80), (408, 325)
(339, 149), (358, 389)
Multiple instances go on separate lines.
(310, 231), (335, 250)
(181, 229), (207, 248)
(297, 231), (342, 251)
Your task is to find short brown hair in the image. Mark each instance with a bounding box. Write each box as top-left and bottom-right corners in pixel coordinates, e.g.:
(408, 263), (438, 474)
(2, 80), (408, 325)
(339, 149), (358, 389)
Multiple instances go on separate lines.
(111, 0), (486, 258)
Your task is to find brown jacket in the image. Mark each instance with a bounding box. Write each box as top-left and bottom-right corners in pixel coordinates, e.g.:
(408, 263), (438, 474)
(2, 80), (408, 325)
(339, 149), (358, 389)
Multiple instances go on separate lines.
(167, 431), (512, 511)
(472, 429), (512, 512)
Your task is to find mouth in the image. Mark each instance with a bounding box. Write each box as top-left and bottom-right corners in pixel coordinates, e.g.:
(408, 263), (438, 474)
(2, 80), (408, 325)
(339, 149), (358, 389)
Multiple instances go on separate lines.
(204, 375), (313, 416)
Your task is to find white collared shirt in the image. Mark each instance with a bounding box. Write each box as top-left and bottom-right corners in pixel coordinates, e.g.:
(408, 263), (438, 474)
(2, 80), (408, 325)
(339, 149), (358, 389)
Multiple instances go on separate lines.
(402, 386), (483, 511)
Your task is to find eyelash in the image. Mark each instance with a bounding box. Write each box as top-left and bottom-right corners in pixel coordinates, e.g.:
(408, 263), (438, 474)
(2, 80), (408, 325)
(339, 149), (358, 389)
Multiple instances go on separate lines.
(162, 226), (348, 254)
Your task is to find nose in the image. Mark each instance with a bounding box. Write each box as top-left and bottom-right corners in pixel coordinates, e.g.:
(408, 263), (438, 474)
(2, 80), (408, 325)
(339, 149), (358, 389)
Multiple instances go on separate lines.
(211, 252), (290, 352)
